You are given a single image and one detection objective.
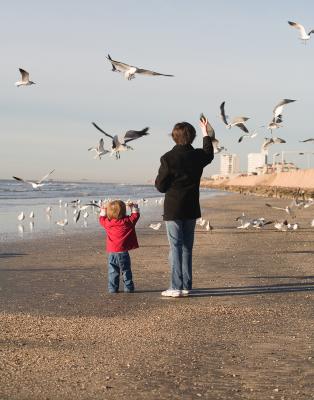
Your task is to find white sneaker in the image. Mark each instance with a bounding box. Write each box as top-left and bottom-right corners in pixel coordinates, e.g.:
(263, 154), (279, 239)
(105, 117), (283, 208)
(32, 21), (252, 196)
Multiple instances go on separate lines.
(181, 289), (190, 296)
(161, 289), (182, 298)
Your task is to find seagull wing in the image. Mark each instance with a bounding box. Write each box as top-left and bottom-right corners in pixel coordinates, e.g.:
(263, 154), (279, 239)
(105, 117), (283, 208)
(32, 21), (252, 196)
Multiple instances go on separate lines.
(265, 203), (286, 211)
(92, 122), (114, 140)
(123, 127), (150, 143)
(98, 138), (105, 152)
(238, 134), (249, 143)
(37, 169), (55, 184)
(235, 122), (249, 133)
(220, 101), (228, 125)
(106, 55), (133, 72)
(19, 68), (29, 81)
(13, 176), (27, 183)
(299, 138), (314, 142)
(273, 99), (296, 119)
(135, 68), (174, 77)
(272, 137), (286, 144)
(288, 21), (307, 38)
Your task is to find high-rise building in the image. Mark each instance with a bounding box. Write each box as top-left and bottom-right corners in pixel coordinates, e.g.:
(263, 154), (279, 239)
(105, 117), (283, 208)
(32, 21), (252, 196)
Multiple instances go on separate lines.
(220, 154), (240, 175)
(247, 153), (266, 174)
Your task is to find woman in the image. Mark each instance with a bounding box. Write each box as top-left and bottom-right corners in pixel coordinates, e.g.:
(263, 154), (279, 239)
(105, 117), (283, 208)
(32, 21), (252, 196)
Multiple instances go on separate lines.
(155, 118), (214, 297)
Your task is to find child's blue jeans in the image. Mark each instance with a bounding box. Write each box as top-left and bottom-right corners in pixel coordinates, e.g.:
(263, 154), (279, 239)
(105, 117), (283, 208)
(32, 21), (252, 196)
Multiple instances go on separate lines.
(107, 251), (134, 293)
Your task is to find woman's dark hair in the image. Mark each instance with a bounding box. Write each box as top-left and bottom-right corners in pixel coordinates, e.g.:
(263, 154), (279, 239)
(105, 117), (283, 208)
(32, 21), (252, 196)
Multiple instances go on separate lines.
(171, 122), (196, 145)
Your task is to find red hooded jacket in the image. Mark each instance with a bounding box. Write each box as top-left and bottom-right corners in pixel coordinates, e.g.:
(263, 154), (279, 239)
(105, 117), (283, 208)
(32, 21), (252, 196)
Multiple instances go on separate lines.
(99, 209), (140, 253)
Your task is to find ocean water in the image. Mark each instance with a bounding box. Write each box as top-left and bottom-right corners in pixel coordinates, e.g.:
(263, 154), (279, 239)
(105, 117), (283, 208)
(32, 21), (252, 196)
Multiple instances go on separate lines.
(0, 180), (224, 241)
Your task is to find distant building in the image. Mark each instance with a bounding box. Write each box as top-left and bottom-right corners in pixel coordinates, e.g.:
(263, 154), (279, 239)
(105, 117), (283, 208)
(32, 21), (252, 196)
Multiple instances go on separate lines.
(247, 153), (266, 174)
(220, 154), (240, 176)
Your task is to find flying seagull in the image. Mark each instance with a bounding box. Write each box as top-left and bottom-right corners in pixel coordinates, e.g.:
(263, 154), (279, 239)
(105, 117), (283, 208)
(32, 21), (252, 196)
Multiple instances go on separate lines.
(220, 101), (249, 133)
(88, 138), (110, 159)
(267, 99), (296, 133)
(265, 203), (295, 218)
(261, 137), (286, 153)
(15, 68), (36, 87)
(288, 21), (314, 43)
(200, 113), (226, 154)
(13, 169), (55, 189)
(238, 130), (259, 143)
(92, 122), (149, 159)
(106, 54), (174, 81)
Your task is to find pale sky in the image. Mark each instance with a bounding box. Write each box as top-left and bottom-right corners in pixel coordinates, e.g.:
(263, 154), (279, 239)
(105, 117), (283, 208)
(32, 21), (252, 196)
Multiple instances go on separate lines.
(1, 0), (314, 183)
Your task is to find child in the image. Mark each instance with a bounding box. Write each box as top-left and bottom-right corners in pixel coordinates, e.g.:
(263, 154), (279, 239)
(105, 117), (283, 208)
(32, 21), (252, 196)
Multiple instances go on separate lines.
(99, 200), (140, 293)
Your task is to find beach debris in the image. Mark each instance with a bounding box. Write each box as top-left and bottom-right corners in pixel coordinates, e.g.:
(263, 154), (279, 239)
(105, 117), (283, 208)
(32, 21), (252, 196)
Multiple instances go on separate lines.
(267, 99), (296, 134)
(288, 21), (314, 44)
(220, 101), (250, 133)
(106, 54), (174, 81)
(88, 138), (110, 160)
(17, 212), (25, 221)
(15, 68), (36, 87)
(92, 122), (150, 159)
(12, 169), (55, 190)
(149, 223), (162, 230)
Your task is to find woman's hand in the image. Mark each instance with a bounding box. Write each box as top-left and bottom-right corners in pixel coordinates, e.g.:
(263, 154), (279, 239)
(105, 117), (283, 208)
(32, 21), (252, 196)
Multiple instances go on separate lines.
(200, 115), (215, 138)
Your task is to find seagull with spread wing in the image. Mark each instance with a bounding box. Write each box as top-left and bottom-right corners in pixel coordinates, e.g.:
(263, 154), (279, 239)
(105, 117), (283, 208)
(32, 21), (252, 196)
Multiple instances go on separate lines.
(220, 101), (250, 134)
(15, 68), (36, 87)
(92, 122), (150, 159)
(200, 113), (226, 154)
(288, 21), (314, 44)
(106, 54), (174, 81)
(88, 138), (110, 160)
(267, 99), (296, 134)
(12, 169), (55, 189)
(299, 138), (314, 143)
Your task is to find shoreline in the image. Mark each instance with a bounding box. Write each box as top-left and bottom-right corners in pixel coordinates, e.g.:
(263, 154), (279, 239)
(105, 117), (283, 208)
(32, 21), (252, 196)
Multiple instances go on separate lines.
(1, 193), (313, 399)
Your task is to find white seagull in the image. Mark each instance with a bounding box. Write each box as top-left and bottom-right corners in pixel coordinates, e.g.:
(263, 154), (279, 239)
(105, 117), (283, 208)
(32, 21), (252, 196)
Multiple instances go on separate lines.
(267, 99), (296, 133)
(13, 169), (55, 189)
(288, 21), (314, 44)
(88, 138), (110, 160)
(265, 203), (295, 218)
(15, 68), (36, 87)
(261, 137), (286, 152)
(17, 212), (25, 221)
(220, 101), (250, 133)
(149, 223), (162, 230)
(200, 113), (226, 154)
(106, 54), (174, 81)
(56, 219), (68, 228)
(238, 130), (259, 143)
(92, 122), (150, 159)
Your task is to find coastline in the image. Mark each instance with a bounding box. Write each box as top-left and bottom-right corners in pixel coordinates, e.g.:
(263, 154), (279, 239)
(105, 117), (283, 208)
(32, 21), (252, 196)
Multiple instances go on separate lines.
(1, 194), (313, 399)
(201, 169), (314, 199)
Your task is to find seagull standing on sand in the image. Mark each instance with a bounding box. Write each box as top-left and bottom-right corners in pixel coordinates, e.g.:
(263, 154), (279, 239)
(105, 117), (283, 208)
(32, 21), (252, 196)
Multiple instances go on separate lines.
(288, 21), (314, 44)
(56, 219), (68, 228)
(106, 54), (174, 81)
(17, 212), (25, 221)
(13, 169), (55, 189)
(267, 99), (296, 134)
(220, 102), (250, 133)
(15, 68), (36, 87)
(149, 223), (162, 230)
(92, 122), (150, 159)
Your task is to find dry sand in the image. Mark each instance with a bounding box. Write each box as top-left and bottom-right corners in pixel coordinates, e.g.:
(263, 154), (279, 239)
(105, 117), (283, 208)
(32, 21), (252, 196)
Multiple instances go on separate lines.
(0, 194), (313, 400)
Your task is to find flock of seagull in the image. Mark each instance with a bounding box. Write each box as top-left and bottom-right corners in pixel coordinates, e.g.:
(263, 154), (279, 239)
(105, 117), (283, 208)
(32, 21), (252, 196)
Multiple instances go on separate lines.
(12, 19), (314, 235)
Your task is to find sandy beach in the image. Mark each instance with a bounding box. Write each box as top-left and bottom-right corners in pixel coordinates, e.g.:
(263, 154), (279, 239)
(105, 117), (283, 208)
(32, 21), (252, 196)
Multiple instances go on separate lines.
(1, 193), (313, 400)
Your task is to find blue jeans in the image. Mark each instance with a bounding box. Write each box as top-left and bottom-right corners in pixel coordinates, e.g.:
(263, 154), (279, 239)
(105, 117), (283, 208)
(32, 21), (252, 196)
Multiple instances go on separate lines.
(165, 219), (196, 290)
(107, 252), (134, 293)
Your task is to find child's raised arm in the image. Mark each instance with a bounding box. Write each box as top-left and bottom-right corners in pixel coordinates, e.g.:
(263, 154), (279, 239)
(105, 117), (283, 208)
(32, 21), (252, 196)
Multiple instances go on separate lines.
(128, 202), (140, 225)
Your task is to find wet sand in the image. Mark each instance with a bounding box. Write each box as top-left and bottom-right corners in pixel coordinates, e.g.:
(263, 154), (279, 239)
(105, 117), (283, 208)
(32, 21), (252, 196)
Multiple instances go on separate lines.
(0, 193), (313, 400)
